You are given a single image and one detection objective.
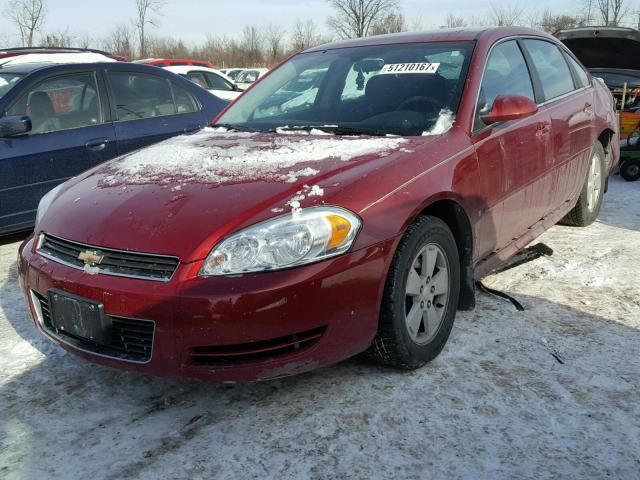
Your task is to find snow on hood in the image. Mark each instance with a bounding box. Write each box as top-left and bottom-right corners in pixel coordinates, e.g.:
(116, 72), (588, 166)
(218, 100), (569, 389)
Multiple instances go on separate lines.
(99, 127), (407, 187)
(422, 109), (455, 136)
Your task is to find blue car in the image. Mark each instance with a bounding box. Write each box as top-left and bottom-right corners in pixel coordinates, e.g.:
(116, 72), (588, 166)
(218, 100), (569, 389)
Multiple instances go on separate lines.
(0, 61), (228, 235)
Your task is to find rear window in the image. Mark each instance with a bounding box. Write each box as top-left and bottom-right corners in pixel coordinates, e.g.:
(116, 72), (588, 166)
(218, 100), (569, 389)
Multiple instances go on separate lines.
(523, 39), (575, 101)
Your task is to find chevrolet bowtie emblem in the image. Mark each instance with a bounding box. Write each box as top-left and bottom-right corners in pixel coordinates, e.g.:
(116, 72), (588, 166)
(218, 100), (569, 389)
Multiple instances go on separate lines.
(78, 250), (104, 266)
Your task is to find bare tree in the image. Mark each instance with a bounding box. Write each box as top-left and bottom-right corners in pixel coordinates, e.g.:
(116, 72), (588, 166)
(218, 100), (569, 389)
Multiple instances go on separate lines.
(445, 13), (467, 28)
(369, 13), (406, 35)
(263, 23), (284, 61)
(239, 25), (263, 66)
(291, 19), (322, 52)
(102, 23), (135, 59)
(594, 0), (628, 26)
(4, 0), (47, 47)
(39, 27), (74, 48)
(134, 0), (165, 58)
(327, 0), (400, 38)
(488, 3), (525, 26)
(532, 8), (583, 32)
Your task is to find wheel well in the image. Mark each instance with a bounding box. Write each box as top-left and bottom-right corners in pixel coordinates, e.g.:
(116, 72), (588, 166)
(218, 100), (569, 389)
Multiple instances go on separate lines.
(420, 200), (475, 311)
(598, 129), (614, 154)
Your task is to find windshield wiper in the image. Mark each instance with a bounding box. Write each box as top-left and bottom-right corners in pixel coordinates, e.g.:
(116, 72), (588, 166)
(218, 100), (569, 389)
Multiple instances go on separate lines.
(275, 125), (389, 136)
(213, 123), (259, 133)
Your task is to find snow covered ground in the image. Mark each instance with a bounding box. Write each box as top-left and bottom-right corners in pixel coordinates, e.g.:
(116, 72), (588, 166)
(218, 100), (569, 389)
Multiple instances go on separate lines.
(1, 177), (639, 480)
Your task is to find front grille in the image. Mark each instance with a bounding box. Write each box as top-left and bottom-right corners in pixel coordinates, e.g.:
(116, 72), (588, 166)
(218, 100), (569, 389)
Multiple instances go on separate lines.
(189, 327), (326, 365)
(38, 234), (179, 281)
(34, 291), (155, 363)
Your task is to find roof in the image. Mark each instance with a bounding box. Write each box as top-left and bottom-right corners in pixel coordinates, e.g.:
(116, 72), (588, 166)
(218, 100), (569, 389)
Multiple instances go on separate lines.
(305, 27), (552, 52)
(0, 52), (118, 67)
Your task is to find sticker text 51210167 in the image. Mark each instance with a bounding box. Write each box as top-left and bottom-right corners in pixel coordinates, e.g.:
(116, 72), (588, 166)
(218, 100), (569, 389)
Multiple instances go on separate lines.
(379, 63), (440, 75)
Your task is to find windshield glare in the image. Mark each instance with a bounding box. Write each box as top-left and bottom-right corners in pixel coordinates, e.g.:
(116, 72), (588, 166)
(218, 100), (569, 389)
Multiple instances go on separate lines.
(217, 41), (473, 136)
(0, 73), (24, 100)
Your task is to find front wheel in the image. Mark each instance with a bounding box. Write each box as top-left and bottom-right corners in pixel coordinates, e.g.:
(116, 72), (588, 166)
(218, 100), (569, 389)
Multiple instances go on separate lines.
(367, 216), (460, 370)
(620, 159), (640, 182)
(560, 142), (606, 227)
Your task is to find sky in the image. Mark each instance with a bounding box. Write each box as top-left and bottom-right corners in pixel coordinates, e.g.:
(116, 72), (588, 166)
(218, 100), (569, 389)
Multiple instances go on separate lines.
(0, 0), (613, 47)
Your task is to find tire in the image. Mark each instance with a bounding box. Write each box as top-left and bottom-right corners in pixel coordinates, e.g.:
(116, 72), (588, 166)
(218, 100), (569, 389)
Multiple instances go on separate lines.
(560, 142), (606, 227)
(367, 215), (460, 370)
(620, 159), (640, 182)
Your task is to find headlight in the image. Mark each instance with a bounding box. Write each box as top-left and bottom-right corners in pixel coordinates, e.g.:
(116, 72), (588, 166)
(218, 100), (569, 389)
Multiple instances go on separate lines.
(200, 206), (361, 276)
(35, 184), (63, 228)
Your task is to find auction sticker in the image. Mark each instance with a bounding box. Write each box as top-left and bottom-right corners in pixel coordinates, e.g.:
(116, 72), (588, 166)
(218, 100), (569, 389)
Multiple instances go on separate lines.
(379, 63), (440, 74)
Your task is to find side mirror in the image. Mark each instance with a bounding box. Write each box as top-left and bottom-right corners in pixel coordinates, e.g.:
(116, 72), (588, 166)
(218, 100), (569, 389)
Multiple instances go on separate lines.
(484, 95), (538, 124)
(0, 115), (32, 138)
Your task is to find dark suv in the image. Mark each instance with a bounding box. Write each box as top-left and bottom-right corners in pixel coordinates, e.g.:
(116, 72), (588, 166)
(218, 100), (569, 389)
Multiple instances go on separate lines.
(0, 60), (227, 234)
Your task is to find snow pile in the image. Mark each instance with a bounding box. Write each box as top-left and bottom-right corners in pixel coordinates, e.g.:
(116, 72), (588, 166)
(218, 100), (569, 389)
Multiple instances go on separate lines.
(99, 128), (406, 187)
(423, 108), (455, 136)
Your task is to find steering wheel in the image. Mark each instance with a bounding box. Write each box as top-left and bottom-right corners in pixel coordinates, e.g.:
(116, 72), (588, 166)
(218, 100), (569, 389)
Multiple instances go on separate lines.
(395, 96), (442, 113)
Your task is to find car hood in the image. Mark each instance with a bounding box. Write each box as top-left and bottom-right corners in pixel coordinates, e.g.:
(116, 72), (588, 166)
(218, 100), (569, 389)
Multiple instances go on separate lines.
(556, 27), (640, 71)
(41, 127), (428, 262)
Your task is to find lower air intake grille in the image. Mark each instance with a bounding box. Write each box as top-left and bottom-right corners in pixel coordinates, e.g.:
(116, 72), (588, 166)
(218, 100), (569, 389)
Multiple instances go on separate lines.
(37, 234), (179, 281)
(189, 327), (326, 365)
(34, 291), (154, 363)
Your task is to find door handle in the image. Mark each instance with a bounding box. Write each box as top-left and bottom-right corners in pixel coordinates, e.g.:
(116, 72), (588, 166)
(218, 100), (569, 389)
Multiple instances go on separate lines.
(86, 138), (109, 151)
(584, 102), (593, 113)
(183, 124), (201, 134)
(536, 123), (551, 134)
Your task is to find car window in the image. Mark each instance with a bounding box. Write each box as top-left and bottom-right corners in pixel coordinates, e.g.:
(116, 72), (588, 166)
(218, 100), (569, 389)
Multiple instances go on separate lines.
(474, 40), (535, 131)
(172, 83), (199, 113)
(7, 72), (102, 135)
(217, 41), (474, 137)
(204, 72), (234, 91)
(0, 73), (24, 100)
(523, 39), (575, 101)
(238, 70), (259, 83)
(565, 55), (590, 88)
(108, 72), (185, 120)
(255, 65), (329, 118)
(186, 71), (208, 89)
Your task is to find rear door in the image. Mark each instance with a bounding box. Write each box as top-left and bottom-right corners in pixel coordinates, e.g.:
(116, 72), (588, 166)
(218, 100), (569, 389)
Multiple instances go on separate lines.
(105, 70), (207, 156)
(472, 39), (553, 255)
(0, 70), (117, 233)
(521, 39), (595, 211)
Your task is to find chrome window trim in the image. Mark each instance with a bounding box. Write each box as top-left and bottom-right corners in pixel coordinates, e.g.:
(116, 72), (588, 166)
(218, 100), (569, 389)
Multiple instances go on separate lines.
(30, 289), (155, 365)
(36, 233), (180, 282)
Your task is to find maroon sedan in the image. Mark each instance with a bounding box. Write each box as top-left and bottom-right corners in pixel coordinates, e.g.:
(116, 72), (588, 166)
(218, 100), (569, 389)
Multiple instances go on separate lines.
(19, 27), (619, 382)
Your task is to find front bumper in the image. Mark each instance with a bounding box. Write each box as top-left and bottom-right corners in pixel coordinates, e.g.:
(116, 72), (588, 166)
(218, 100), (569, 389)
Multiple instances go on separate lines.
(18, 235), (395, 382)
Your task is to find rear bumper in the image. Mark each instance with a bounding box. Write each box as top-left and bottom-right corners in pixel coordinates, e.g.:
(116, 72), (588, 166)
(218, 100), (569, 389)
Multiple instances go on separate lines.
(18, 235), (395, 382)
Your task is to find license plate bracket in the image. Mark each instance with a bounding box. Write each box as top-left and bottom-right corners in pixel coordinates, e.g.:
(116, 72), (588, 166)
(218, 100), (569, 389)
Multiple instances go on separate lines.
(48, 289), (112, 345)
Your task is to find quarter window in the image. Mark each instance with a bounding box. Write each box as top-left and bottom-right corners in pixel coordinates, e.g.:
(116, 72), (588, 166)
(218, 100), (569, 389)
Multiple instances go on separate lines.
(7, 72), (102, 134)
(474, 40), (535, 131)
(565, 54), (590, 88)
(523, 40), (575, 101)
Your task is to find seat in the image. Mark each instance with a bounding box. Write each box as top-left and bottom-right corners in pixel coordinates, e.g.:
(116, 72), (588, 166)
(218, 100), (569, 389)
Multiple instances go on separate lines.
(29, 91), (61, 134)
(364, 75), (406, 116)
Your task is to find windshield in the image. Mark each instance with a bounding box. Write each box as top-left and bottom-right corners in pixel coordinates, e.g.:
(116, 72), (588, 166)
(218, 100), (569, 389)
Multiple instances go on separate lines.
(216, 41), (474, 136)
(0, 73), (24, 100)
